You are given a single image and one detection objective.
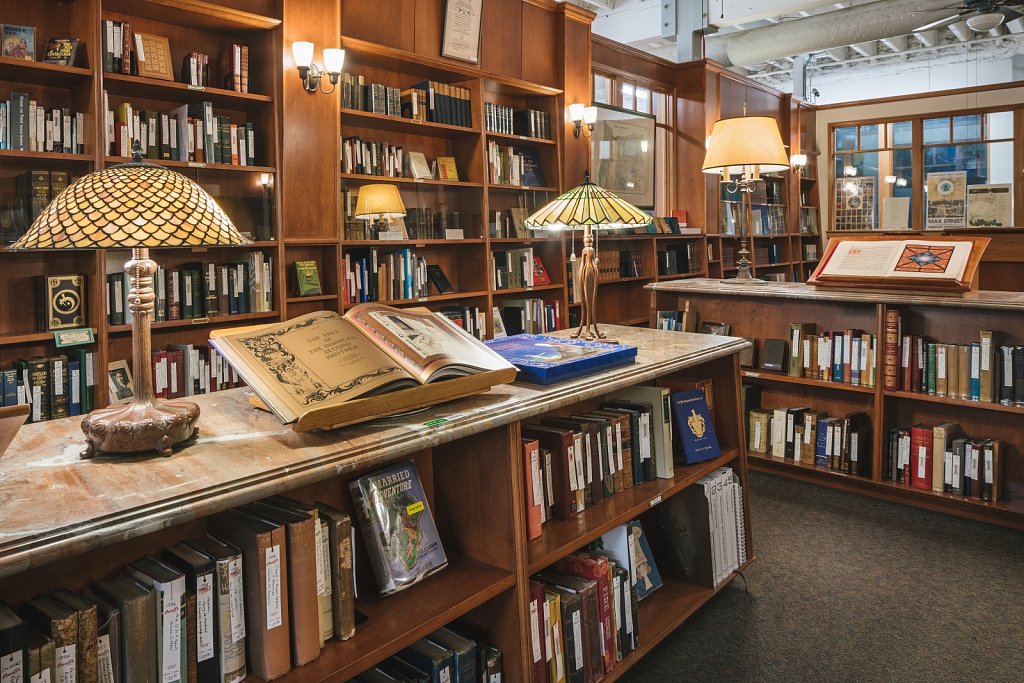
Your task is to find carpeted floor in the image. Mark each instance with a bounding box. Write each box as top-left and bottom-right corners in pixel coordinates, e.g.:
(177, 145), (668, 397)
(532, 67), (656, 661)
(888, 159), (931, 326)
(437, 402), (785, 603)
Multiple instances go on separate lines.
(620, 471), (1024, 683)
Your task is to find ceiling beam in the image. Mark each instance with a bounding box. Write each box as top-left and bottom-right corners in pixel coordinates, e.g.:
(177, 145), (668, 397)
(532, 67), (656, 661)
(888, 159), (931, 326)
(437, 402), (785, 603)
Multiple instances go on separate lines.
(881, 35), (907, 51)
(850, 41), (877, 56)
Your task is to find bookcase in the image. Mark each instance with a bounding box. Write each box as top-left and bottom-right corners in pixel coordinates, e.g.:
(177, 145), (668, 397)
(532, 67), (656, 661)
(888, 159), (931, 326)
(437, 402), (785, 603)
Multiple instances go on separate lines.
(1, 0), (282, 410)
(0, 326), (751, 682)
(648, 278), (1024, 531)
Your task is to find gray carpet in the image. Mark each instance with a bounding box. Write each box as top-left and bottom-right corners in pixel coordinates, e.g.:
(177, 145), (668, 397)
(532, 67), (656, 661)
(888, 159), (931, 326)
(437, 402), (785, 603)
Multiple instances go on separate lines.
(620, 471), (1024, 682)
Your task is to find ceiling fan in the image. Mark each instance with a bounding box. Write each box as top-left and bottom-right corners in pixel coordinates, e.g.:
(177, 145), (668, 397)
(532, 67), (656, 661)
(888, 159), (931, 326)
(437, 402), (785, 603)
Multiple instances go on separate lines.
(913, 0), (1023, 32)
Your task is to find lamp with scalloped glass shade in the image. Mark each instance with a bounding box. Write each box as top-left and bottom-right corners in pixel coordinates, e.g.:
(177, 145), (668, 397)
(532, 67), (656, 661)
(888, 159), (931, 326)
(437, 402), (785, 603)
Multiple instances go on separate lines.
(10, 141), (251, 458)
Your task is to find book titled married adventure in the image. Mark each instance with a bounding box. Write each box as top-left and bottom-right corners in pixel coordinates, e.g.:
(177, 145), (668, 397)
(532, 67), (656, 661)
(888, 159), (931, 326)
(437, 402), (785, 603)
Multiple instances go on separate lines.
(671, 389), (720, 464)
(350, 461), (447, 596)
(484, 334), (637, 385)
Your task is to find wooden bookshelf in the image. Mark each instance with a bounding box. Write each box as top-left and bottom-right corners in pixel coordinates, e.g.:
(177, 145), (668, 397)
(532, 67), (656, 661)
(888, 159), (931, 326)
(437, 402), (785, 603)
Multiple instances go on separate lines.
(0, 326), (750, 682)
(649, 278), (1024, 531)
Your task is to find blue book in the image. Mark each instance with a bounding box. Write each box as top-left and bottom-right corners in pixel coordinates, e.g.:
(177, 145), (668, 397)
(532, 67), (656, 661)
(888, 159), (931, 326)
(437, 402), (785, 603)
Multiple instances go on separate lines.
(832, 333), (844, 382)
(1, 369), (18, 406)
(815, 417), (830, 466)
(68, 360), (81, 416)
(670, 389), (720, 464)
(484, 335), (637, 385)
(970, 341), (981, 400)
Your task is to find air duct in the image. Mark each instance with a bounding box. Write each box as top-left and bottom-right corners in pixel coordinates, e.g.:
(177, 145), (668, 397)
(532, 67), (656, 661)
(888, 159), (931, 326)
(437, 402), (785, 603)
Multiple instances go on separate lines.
(705, 0), (956, 66)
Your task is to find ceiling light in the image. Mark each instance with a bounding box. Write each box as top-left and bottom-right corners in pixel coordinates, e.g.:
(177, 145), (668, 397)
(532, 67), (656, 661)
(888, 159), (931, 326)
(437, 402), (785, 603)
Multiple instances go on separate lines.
(966, 12), (1006, 32)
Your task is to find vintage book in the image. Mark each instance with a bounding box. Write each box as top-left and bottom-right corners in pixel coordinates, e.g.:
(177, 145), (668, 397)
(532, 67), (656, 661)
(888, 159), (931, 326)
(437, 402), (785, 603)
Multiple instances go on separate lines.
(211, 305), (514, 424)
(931, 423), (963, 494)
(246, 501), (320, 666)
(399, 638), (455, 682)
(553, 554), (615, 675)
(603, 400), (653, 483)
(485, 335), (637, 385)
(522, 424), (584, 521)
(291, 261), (322, 297)
(25, 627), (56, 683)
(161, 543), (220, 683)
(788, 323), (816, 377)
(313, 503), (356, 641)
(126, 556), (186, 683)
(186, 535), (247, 683)
(670, 389), (720, 464)
(533, 573), (601, 683)
(375, 656), (430, 682)
(542, 418), (602, 508)
(207, 509), (291, 681)
(979, 330), (996, 402)
(428, 627), (476, 683)
(523, 437), (544, 540)
(92, 573), (156, 683)
(1, 24), (34, 60)
(544, 591), (566, 683)
(435, 156), (459, 180)
(760, 338), (787, 372)
(350, 460), (447, 596)
(909, 424), (933, 490)
(52, 589), (98, 683)
(426, 264), (454, 295)
(544, 586), (584, 683)
(982, 440), (1002, 502)
(37, 274), (86, 331)
(17, 594), (78, 683)
(527, 580), (548, 683)
(608, 385), (673, 479)
(0, 604), (26, 683)
(747, 408), (771, 454)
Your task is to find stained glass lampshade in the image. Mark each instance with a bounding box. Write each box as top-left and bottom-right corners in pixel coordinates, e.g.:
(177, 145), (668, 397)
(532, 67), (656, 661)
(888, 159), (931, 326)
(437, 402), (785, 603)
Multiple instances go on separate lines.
(10, 142), (251, 458)
(525, 172), (651, 341)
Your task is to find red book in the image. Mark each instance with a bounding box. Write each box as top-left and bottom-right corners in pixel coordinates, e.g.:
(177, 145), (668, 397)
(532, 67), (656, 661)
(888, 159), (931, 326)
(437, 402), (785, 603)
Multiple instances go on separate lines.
(910, 424), (933, 490)
(523, 438), (543, 540)
(554, 553), (615, 676)
(528, 580), (549, 683)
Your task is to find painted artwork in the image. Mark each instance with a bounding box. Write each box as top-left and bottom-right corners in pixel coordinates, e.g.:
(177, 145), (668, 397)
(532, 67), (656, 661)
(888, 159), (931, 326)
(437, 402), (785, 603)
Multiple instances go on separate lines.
(966, 184), (1012, 227)
(894, 244), (956, 274)
(591, 104), (656, 209)
(925, 171), (967, 229)
(833, 177), (876, 231)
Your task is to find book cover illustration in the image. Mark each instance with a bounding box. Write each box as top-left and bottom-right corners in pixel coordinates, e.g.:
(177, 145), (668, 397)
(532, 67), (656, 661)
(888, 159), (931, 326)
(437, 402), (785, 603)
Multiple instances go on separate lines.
(349, 461), (447, 595)
(485, 334), (637, 385)
(1, 25), (34, 60)
(925, 171), (967, 229)
(42, 38), (79, 65)
(628, 520), (662, 600)
(671, 388), (721, 464)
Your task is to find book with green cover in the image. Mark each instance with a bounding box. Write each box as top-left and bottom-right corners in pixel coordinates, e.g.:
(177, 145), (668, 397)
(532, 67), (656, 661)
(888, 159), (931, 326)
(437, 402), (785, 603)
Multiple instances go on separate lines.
(292, 261), (322, 297)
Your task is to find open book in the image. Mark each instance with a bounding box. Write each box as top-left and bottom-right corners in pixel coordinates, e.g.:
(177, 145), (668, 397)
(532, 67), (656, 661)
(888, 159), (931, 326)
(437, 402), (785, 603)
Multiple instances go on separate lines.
(210, 303), (516, 424)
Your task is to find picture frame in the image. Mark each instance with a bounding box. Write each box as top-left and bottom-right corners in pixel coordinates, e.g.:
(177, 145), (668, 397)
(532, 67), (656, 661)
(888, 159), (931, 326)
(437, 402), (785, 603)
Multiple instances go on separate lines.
(135, 33), (174, 81)
(108, 359), (135, 405)
(590, 104), (656, 210)
(441, 0), (483, 64)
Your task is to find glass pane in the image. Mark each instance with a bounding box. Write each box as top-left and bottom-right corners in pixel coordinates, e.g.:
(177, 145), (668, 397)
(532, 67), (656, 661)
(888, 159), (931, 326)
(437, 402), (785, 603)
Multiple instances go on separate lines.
(924, 143), (987, 184)
(952, 114), (981, 142)
(889, 120), (913, 147)
(985, 111), (1013, 140)
(893, 148), (914, 196)
(986, 141), (1014, 184)
(635, 87), (651, 114)
(835, 126), (857, 152)
(593, 74), (611, 105)
(621, 83), (635, 110)
(923, 117), (950, 145)
(859, 124), (881, 150)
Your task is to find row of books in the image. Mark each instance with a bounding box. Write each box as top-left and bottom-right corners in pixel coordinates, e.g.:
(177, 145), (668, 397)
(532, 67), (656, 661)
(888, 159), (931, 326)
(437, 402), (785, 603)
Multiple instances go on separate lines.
(595, 249), (643, 281)
(107, 98), (257, 166)
(0, 94), (85, 153)
(104, 254), (274, 325)
(342, 248), (431, 303)
(178, 46), (250, 92)
(499, 298), (561, 335)
(483, 103), (552, 139)
(748, 404), (872, 476)
(352, 627), (502, 682)
(486, 141), (544, 187)
(753, 243), (782, 264)
(406, 80), (472, 128)
(341, 136), (403, 177)
(148, 343), (243, 400)
(340, 74), (473, 128)
(488, 207), (533, 239)
(776, 323), (878, 387)
(15, 170), (70, 230)
(403, 208), (463, 240)
(882, 314), (1023, 404)
(437, 306), (486, 340)
(885, 423), (1003, 501)
(2, 351), (96, 422)
(750, 205), (787, 235)
(658, 243), (702, 276)
(340, 74), (401, 117)
(649, 215), (696, 235)
(492, 247), (548, 290)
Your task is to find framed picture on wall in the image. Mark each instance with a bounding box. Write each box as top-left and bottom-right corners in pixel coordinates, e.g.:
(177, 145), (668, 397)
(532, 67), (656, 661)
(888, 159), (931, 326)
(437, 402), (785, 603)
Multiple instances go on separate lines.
(441, 0), (483, 64)
(590, 104), (656, 209)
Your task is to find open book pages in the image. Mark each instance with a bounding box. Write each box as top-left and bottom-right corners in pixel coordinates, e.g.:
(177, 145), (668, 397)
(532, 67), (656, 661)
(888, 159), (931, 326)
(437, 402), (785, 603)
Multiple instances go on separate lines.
(210, 305), (514, 424)
(819, 240), (972, 282)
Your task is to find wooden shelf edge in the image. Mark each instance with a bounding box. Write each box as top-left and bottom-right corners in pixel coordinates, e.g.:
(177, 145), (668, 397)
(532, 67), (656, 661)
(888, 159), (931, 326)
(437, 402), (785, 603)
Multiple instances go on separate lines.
(104, 157), (276, 173)
(105, 0), (281, 30)
(340, 173), (483, 188)
(485, 130), (556, 146)
(109, 311), (278, 334)
(0, 150), (93, 162)
(341, 108), (479, 136)
(102, 72), (273, 103)
(741, 369), (877, 395)
(884, 389), (1024, 416)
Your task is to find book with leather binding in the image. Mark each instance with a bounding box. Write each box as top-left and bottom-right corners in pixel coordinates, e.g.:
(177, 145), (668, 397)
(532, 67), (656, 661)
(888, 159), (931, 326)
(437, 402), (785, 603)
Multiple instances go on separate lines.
(428, 627), (477, 683)
(544, 591), (566, 683)
(126, 556), (186, 683)
(25, 627), (56, 683)
(0, 604), (26, 683)
(542, 418), (603, 508)
(553, 554), (616, 676)
(161, 542), (219, 683)
(522, 425), (584, 521)
(79, 586), (118, 683)
(533, 572), (601, 683)
(399, 638), (455, 682)
(544, 586), (584, 683)
(92, 574), (156, 683)
(185, 535), (247, 683)
(609, 385), (674, 479)
(313, 503), (356, 641)
(523, 437), (544, 540)
(527, 580), (548, 683)
(52, 589), (98, 683)
(17, 595), (78, 683)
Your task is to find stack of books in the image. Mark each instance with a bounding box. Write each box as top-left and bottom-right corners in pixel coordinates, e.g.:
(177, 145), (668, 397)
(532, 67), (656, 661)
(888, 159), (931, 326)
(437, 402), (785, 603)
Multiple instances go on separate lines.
(486, 141), (544, 186)
(885, 422), (1002, 501)
(747, 403), (872, 476)
(0, 94), (85, 153)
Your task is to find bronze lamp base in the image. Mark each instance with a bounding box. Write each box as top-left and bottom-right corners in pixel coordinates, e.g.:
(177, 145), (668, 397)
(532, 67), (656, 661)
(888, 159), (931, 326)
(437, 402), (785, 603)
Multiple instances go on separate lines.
(81, 399), (199, 458)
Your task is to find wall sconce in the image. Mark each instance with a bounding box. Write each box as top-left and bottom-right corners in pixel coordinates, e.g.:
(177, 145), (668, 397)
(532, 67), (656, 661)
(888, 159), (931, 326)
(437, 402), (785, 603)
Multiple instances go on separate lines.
(291, 41), (344, 94)
(569, 103), (597, 138)
(790, 153), (807, 175)
(843, 165), (858, 177)
(884, 175), (897, 184)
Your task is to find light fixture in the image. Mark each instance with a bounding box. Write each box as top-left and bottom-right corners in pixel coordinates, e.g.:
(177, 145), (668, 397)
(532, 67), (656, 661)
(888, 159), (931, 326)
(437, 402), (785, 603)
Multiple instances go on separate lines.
(884, 175), (897, 184)
(354, 184), (406, 240)
(10, 140), (251, 458)
(569, 103), (597, 138)
(525, 171), (651, 341)
(790, 153), (808, 176)
(291, 41), (344, 94)
(843, 165), (858, 177)
(966, 12), (1005, 32)
(896, 177), (908, 188)
(702, 114), (790, 283)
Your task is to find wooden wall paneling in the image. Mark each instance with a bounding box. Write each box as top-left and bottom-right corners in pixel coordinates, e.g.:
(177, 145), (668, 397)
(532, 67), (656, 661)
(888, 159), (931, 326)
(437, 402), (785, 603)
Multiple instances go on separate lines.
(341, 0), (416, 51)
(280, 0), (341, 240)
(557, 5), (594, 190)
(413, 0), (445, 62)
(591, 35), (676, 87)
(522, 2), (558, 88)
(481, 0), (523, 81)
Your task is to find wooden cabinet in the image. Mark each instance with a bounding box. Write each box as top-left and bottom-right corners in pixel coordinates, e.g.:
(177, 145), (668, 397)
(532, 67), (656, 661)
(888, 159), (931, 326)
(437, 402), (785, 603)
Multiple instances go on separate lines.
(649, 278), (1024, 530)
(0, 326), (750, 681)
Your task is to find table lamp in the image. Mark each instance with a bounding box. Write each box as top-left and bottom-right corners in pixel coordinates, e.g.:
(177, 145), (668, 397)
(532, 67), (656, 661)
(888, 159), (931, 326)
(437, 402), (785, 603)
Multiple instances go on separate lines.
(354, 183), (406, 239)
(10, 141), (251, 458)
(525, 171), (651, 341)
(702, 115), (790, 282)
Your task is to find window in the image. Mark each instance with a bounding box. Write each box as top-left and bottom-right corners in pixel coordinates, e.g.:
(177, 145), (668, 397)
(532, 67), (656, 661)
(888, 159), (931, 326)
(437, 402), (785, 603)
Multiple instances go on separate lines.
(594, 74), (611, 106)
(832, 120), (913, 230)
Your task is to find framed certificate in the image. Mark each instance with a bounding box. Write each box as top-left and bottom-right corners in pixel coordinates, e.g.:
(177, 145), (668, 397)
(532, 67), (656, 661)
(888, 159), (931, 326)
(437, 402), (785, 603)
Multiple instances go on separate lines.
(441, 0), (483, 64)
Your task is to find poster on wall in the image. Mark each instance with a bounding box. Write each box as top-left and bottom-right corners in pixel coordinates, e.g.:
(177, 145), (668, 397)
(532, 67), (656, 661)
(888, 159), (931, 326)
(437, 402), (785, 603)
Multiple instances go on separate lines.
(441, 0), (483, 64)
(833, 177), (875, 231)
(925, 171), (967, 229)
(966, 183), (1012, 227)
(590, 104), (656, 209)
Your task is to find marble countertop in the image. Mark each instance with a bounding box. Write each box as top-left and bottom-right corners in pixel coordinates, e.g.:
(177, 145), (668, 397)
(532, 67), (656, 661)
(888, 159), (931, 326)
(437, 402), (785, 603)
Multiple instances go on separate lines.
(647, 278), (1024, 311)
(0, 325), (747, 578)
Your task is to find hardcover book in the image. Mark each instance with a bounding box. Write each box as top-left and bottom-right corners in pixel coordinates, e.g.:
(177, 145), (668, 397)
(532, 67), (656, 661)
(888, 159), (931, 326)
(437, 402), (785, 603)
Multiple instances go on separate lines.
(670, 389), (720, 464)
(43, 38), (79, 65)
(38, 274), (86, 330)
(485, 335), (637, 385)
(1, 24), (34, 60)
(210, 305), (515, 424)
(291, 260), (322, 297)
(349, 461), (447, 595)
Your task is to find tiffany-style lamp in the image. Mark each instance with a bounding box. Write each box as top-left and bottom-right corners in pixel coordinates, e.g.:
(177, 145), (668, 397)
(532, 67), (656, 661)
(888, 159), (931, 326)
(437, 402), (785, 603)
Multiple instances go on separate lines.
(10, 141), (251, 458)
(525, 172), (651, 341)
